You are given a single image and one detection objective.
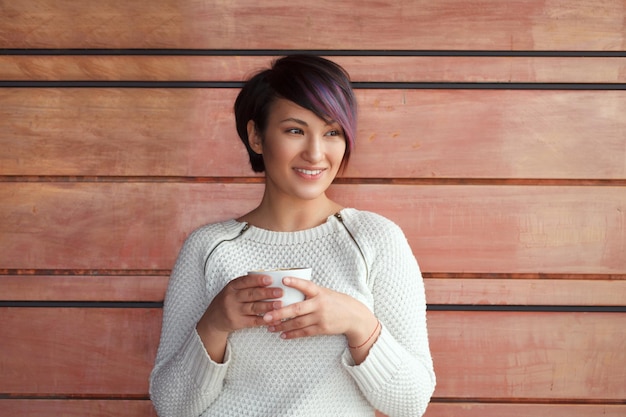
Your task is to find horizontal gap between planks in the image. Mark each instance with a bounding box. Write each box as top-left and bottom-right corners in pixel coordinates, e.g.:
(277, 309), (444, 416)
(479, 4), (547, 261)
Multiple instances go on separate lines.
(0, 393), (149, 400)
(426, 305), (626, 313)
(1, 49), (626, 57)
(429, 397), (626, 405)
(1, 80), (625, 90)
(1, 301), (623, 312)
(0, 394), (623, 404)
(0, 301), (164, 308)
(2, 270), (624, 280)
(1, 176), (625, 186)
(0, 269), (171, 276)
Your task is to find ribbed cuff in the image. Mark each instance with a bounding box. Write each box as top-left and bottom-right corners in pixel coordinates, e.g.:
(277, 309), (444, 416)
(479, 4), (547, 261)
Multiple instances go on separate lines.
(178, 330), (230, 391)
(341, 325), (403, 393)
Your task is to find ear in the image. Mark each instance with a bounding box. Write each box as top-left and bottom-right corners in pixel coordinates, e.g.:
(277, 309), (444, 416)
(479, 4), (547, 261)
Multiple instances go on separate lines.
(247, 120), (263, 154)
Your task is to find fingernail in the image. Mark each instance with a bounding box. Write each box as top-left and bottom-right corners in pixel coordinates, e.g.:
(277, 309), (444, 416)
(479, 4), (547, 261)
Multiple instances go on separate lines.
(268, 325), (276, 332)
(264, 313), (273, 322)
(283, 277), (291, 285)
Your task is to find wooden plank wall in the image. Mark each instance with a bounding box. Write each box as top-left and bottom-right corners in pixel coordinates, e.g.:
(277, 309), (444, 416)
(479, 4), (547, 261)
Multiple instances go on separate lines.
(1, 1), (625, 416)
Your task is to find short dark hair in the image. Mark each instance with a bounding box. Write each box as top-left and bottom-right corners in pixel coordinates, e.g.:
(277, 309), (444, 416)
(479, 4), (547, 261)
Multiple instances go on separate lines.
(234, 55), (357, 173)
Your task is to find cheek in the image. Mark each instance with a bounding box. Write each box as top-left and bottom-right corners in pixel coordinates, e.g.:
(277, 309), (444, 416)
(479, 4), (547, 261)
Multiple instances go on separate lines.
(332, 141), (348, 165)
(339, 149), (349, 168)
(262, 140), (296, 166)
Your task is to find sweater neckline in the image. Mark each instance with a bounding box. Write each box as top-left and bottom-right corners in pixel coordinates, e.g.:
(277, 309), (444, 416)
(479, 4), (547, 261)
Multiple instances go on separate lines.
(226, 208), (355, 244)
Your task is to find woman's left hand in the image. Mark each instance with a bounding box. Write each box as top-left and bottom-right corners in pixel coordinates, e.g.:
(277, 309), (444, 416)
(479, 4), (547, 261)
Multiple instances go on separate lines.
(262, 277), (379, 359)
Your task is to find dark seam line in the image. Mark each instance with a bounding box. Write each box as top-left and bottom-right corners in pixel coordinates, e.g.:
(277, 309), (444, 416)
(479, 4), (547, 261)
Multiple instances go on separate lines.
(0, 269), (171, 276)
(1, 301), (624, 312)
(1, 49), (626, 57)
(354, 82), (626, 90)
(2, 270), (624, 280)
(1, 176), (624, 186)
(0, 394), (150, 400)
(1, 80), (625, 90)
(0, 301), (164, 308)
(0, 81), (243, 88)
(427, 304), (626, 313)
(428, 397), (626, 405)
(1, 394), (622, 404)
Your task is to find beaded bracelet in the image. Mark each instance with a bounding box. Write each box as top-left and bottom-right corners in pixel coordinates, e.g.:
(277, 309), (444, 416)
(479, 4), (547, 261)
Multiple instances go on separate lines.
(348, 320), (381, 349)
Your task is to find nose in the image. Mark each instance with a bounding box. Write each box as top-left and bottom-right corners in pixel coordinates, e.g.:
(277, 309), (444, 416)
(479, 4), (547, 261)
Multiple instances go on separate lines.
(302, 135), (323, 162)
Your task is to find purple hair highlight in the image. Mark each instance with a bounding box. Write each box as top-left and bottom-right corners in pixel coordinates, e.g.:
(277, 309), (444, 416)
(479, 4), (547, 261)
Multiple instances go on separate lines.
(302, 78), (357, 154)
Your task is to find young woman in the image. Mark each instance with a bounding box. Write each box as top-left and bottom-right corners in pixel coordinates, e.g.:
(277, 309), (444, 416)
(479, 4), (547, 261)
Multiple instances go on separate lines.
(150, 55), (436, 417)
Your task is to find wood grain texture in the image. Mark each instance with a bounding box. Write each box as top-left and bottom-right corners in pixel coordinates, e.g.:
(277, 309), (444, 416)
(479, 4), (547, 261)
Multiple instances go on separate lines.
(2, 1), (625, 413)
(2, 275), (625, 306)
(0, 275), (168, 302)
(0, 400), (157, 417)
(1, 401), (624, 417)
(425, 278), (626, 306)
(1, 183), (624, 273)
(0, 0), (624, 50)
(1, 309), (623, 401)
(428, 311), (626, 400)
(2, 88), (625, 179)
(0, 308), (161, 395)
(424, 403), (626, 417)
(2, 55), (626, 83)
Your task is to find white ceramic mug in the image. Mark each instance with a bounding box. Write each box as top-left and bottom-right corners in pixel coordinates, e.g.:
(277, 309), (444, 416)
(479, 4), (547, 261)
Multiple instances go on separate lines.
(248, 267), (312, 306)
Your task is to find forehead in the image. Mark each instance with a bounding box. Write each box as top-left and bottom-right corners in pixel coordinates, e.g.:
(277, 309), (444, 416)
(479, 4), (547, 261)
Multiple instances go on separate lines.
(269, 98), (337, 126)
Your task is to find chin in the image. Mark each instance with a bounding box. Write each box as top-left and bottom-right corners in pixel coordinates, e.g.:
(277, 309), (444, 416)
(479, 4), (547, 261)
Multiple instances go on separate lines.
(292, 188), (329, 201)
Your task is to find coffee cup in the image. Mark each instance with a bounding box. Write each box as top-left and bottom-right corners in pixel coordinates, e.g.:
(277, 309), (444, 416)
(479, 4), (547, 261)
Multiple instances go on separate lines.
(248, 267), (312, 306)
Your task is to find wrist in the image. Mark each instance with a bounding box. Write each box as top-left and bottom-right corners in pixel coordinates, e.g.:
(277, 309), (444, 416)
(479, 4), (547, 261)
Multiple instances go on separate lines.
(196, 317), (229, 340)
(196, 320), (229, 363)
(346, 316), (380, 350)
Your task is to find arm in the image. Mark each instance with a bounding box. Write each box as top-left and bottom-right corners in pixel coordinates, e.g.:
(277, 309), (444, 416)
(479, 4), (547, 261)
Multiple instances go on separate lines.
(342, 220), (436, 417)
(149, 225), (282, 417)
(149, 227), (230, 417)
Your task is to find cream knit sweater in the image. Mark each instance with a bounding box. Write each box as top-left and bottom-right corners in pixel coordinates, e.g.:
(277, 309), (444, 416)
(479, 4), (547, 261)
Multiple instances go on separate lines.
(150, 208), (435, 417)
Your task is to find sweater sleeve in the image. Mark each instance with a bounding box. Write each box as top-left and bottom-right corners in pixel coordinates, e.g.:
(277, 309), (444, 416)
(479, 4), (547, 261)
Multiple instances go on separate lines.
(149, 226), (231, 417)
(341, 214), (436, 417)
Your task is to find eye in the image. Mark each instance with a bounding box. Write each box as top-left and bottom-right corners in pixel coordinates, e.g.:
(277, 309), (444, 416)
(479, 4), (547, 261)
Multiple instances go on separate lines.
(325, 129), (343, 137)
(286, 128), (304, 135)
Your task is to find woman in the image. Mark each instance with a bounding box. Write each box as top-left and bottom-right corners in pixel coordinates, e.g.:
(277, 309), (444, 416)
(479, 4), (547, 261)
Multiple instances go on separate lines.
(150, 55), (436, 417)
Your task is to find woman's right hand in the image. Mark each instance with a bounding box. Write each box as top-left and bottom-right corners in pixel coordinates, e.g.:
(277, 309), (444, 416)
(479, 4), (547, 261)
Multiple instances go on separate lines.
(195, 274), (282, 362)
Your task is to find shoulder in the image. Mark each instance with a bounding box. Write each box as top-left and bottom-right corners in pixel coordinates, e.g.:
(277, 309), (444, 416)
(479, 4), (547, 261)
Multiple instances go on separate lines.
(338, 208), (408, 246)
(340, 208), (404, 235)
(178, 219), (245, 256)
(338, 209), (419, 278)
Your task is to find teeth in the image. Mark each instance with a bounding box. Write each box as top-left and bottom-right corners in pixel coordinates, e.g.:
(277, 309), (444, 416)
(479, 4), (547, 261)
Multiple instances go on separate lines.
(297, 168), (323, 176)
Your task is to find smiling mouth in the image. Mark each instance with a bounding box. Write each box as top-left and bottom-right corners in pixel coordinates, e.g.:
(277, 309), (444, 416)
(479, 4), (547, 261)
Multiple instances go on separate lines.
(294, 168), (325, 176)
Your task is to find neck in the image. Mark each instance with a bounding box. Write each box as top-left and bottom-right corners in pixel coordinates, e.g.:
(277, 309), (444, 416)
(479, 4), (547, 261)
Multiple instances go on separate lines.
(240, 193), (343, 232)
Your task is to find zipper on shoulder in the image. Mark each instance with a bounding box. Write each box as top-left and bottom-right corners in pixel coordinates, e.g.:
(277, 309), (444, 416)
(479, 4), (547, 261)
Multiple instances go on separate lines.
(334, 213), (370, 282)
(203, 223), (250, 275)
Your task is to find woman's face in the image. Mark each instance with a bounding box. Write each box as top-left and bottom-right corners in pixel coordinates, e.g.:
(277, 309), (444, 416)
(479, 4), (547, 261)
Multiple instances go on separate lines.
(248, 98), (347, 204)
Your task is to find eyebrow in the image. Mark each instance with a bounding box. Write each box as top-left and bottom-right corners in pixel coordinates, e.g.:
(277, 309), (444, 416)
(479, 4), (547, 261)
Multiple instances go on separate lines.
(279, 117), (338, 127)
(280, 117), (308, 126)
